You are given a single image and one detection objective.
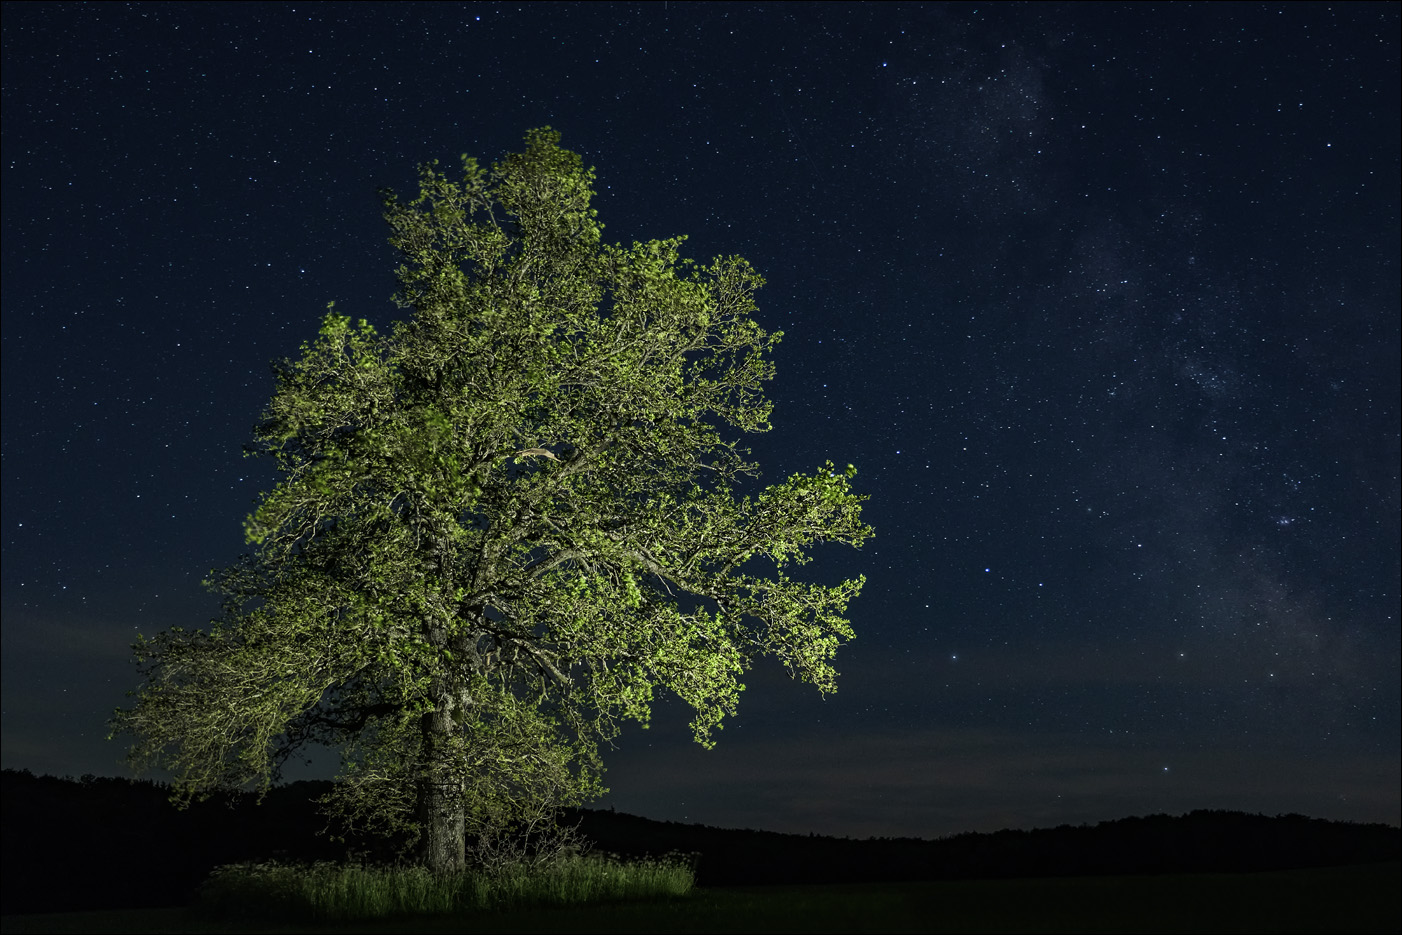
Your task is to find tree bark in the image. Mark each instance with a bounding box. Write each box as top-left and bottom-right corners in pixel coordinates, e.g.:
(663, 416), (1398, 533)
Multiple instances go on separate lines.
(416, 685), (465, 874)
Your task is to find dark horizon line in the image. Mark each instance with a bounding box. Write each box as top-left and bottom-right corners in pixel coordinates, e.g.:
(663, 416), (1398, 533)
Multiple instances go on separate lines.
(6, 766), (1398, 840)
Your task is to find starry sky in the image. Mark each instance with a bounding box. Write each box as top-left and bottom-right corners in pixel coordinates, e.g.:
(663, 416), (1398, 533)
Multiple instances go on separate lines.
(3, 2), (1398, 839)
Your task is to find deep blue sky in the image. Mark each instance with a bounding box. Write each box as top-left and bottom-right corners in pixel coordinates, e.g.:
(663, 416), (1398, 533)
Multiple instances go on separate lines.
(3, 1), (1398, 838)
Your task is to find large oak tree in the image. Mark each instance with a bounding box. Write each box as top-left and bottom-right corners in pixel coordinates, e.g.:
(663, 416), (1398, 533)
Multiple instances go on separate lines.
(112, 129), (871, 873)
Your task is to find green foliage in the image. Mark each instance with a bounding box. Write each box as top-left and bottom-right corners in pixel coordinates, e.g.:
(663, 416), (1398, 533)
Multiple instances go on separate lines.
(111, 127), (871, 869)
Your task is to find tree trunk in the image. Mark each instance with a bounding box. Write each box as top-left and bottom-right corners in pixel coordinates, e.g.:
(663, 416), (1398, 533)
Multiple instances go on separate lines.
(416, 689), (465, 874)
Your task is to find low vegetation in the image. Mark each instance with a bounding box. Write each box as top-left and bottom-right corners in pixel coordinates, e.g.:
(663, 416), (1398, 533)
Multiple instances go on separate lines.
(3, 864), (1397, 934)
(192, 852), (695, 923)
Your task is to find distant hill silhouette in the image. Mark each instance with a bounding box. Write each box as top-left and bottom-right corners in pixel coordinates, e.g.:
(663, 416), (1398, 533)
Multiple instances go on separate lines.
(564, 806), (1401, 887)
(2, 769), (1397, 914)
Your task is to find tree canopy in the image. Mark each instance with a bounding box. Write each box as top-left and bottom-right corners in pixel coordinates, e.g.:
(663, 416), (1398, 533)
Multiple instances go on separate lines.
(111, 128), (871, 873)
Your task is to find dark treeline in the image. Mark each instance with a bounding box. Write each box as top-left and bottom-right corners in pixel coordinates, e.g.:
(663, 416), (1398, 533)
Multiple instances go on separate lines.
(567, 807), (1401, 887)
(2, 769), (1398, 915)
(1, 770), (353, 915)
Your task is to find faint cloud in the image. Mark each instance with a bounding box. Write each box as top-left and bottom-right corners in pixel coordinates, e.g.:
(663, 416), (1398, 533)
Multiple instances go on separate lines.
(0, 610), (138, 662)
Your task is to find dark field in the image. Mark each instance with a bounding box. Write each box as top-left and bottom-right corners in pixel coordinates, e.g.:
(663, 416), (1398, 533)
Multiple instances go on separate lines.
(3, 771), (1398, 933)
(4, 862), (1398, 934)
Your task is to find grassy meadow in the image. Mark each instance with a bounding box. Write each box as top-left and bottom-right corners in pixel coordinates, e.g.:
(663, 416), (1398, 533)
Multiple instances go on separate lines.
(192, 852), (694, 922)
(3, 861), (1396, 934)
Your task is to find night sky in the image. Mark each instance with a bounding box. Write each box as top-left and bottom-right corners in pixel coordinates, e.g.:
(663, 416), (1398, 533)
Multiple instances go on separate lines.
(3, 2), (1398, 839)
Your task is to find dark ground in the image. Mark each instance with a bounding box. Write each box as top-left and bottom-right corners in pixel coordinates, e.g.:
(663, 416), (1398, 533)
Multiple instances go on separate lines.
(2, 770), (1396, 916)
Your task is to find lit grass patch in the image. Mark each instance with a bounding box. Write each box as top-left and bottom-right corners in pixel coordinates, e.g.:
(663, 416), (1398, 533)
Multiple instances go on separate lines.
(193, 852), (695, 922)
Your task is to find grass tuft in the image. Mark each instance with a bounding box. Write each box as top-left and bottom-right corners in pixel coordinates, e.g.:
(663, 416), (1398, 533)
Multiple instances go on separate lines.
(193, 852), (695, 922)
